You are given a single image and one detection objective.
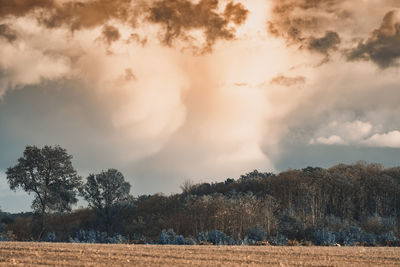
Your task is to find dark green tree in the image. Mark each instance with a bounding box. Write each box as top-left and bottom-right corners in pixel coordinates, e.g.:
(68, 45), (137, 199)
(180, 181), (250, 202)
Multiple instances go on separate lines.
(6, 145), (82, 238)
(80, 169), (131, 234)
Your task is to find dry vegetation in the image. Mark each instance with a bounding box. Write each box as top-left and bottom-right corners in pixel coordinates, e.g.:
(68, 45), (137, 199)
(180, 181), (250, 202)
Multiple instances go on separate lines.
(0, 242), (400, 266)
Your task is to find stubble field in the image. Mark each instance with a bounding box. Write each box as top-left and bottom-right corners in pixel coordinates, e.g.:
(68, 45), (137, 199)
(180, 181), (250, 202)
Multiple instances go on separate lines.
(0, 242), (400, 266)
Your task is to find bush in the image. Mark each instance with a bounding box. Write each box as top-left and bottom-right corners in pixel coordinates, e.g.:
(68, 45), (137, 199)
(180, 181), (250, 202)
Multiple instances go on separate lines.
(69, 229), (126, 244)
(184, 237), (197, 245)
(43, 232), (57, 242)
(129, 234), (153, 244)
(6, 217), (33, 241)
(287, 239), (300, 246)
(301, 240), (313, 246)
(0, 232), (8, 241)
(246, 226), (267, 242)
(268, 233), (287, 246)
(159, 229), (176, 244)
(378, 231), (397, 246)
(339, 226), (369, 246)
(158, 229), (196, 245)
(362, 216), (396, 235)
(313, 228), (337, 246)
(198, 230), (235, 245)
(279, 210), (304, 240)
(313, 226), (378, 246)
(0, 231), (15, 242)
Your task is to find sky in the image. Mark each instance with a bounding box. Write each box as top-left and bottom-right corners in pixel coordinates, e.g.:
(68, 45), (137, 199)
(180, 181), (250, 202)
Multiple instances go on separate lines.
(1, 0), (400, 212)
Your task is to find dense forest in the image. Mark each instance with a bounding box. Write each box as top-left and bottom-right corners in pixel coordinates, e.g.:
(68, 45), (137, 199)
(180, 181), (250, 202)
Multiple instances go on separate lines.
(0, 146), (399, 246)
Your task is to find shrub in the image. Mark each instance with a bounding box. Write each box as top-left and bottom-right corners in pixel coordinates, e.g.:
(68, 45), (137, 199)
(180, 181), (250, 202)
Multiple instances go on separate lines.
(6, 217), (33, 241)
(246, 226), (267, 242)
(130, 234), (153, 244)
(43, 232), (57, 242)
(314, 226), (377, 246)
(158, 229), (196, 245)
(69, 229), (126, 244)
(159, 229), (177, 244)
(378, 231), (397, 246)
(269, 234), (287, 246)
(339, 226), (368, 246)
(198, 230), (235, 245)
(287, 239), (300, 246)
(313, 228), (337, 246)
(184, 237), (197, 245)
(362, 216), (396, 235)
(301, 240), (313, 246)
(0, 231), (15, 242)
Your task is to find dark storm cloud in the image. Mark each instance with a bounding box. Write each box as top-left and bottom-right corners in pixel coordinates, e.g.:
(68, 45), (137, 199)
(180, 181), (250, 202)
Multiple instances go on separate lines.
(0, 0), (136, 30)
(223, 1), (248, 24)
(102, 25), (121, 44)
(270, 75), (306, 87)
(0, 0), (248, 51)
(40, 0), (136, 30)
(308, 31), (340, 54)
(0, 0), (54, 17)
(268, 0), (346, 57)
(148, 0), (248, 50)
(268, 0), (344, 40)
(347, 10), (400, 68)
(0, 24), (17, 42)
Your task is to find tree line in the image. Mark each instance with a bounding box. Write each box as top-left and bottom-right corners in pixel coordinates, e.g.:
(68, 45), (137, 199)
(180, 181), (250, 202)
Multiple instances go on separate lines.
(0, 145), (399, 246)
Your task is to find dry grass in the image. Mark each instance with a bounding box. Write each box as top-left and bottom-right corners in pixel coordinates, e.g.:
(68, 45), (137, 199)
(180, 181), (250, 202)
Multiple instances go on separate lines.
(0, 242), (399, 266)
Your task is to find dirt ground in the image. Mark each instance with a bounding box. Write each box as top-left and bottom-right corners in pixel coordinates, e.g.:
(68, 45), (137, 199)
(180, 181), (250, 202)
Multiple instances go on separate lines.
(0, 242), (399, 266)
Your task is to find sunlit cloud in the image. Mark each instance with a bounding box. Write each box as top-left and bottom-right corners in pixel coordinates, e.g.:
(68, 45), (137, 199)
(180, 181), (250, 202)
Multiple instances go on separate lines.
(1, 0), (400, 212)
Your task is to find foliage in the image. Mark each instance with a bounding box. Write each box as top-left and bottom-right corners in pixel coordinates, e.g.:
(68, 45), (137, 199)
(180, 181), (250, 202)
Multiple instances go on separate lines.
(80, 169), (131, 234)
(69, 229), (127, 244)
(378, 231), (397, 245)
(198, 230), (236, 245)
(43, 232), (57, 242)
(245, 225), (267, 244)
(6, 146), (82, 215)
(313, 228), (338, 246)
(268, 234), (288, 246)
(159, 229), (197, 245)
(3, 156), (400, 246)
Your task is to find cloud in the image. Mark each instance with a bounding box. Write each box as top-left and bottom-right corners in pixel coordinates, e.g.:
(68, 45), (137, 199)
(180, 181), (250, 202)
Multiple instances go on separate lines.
(0, 0), (139, 31)
(0, 19), (72, 97)
(3, 0), (400, 208)
(0, 0), (249, 53)
(270, 74), (306, 87)
(310, 135), (344, 145)
(0, 0), (276, 183)
(267, 0), (346, 50)
(308, 31), (340, 54)
(339, 120), (373, 141)
(148, 0), (248, 52)
(364, 131), (400, 148)
(0, 24), (17, 42)
(101, 25), (121, 44)
(309, 120), (372, 145)
(0, 0), (54, 18)
(309, 120), (400, 149)
(267, 0), (400, 65)
(40, 0), (139, 30)
(347, 10), (400, 68)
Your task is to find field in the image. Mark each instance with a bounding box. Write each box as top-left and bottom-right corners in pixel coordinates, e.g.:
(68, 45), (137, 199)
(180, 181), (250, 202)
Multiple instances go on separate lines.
(0, 242), (400, 266)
